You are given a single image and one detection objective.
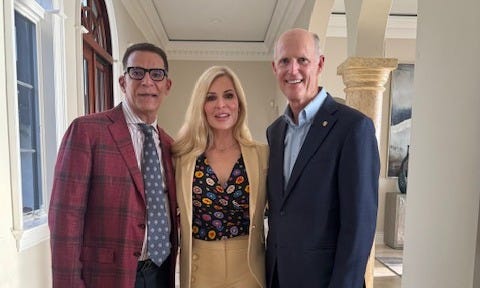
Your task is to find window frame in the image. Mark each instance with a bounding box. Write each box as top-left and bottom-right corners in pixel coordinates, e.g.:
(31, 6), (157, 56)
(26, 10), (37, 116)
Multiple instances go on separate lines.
(7, 0), (62, 251)
(15, 6), (47, 225)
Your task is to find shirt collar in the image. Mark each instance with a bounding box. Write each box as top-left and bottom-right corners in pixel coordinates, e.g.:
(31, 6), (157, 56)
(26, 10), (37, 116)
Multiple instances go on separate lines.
(122, 100), (159, 131)
(282, 87), (327, 127)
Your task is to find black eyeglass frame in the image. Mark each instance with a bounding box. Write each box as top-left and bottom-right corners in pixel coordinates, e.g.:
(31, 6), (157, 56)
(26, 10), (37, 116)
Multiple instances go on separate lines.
(124, 66), (168, 81)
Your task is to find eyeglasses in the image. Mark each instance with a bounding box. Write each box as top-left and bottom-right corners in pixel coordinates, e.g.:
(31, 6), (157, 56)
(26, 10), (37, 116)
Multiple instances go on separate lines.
(125, 67), (168, 81)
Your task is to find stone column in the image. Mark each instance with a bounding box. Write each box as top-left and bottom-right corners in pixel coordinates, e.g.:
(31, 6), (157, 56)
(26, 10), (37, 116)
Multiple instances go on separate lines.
(337, 57), (398, 139)
(337, 57), (398, 288)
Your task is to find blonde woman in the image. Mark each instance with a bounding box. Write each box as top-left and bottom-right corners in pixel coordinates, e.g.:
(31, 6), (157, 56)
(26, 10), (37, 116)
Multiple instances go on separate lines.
(173, 66), (268, 288)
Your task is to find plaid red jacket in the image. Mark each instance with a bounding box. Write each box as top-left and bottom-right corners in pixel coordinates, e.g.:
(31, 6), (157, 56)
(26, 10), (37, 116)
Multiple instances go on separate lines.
(49, 104), (178, 288)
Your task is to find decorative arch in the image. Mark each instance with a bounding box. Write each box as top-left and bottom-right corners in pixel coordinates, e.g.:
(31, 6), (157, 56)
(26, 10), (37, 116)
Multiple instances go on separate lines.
(81, 0), (113, 114)
(344, 0), (393, 57)
(102, 0), (120, 105)
(307, 0), (335, 52)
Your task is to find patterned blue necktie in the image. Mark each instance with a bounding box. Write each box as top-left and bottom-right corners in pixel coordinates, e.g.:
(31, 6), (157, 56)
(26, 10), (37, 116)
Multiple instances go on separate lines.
(138, 124), (171, 266)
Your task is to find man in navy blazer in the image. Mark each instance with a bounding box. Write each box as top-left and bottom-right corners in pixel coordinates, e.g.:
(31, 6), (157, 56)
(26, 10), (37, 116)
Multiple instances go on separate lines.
(265, 28), (380, 287)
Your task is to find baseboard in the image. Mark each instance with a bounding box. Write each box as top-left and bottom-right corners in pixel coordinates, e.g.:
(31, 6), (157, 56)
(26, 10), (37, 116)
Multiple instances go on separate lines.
(375, 232), (384, 245)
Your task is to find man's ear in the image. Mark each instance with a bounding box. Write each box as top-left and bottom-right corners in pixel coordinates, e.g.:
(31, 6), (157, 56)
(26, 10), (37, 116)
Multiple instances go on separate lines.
(165, 78), (172, 93)
(272, 61), (277, 74)
(119, 75), (126, 93)
(317, 55), (325, 75)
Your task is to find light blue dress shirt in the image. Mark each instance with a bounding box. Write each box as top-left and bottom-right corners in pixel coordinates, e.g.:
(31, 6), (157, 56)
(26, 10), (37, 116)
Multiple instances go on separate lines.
(283, 88), (327, 186)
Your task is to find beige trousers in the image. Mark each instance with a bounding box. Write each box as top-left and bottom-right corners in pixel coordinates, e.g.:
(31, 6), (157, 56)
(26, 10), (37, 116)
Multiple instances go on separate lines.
(191, 235), (260, 288)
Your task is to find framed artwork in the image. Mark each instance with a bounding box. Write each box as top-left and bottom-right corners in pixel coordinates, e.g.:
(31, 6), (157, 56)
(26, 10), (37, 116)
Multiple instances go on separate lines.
(387, 64), (414, 177)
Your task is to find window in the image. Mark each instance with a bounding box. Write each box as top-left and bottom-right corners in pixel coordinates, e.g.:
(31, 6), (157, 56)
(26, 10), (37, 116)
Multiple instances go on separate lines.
(8, 0), (63, 250)
(81, 0), (113, 114)
(15, 11), (44, 228)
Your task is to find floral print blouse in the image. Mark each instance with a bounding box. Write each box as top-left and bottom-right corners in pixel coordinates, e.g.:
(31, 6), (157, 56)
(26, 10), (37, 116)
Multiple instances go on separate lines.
(192, 154), (250, 240)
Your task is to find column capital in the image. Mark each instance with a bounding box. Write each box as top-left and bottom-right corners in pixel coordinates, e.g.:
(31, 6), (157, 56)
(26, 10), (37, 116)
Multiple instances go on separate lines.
(337, 57), (398, 89)
(337, 57), (398, 74)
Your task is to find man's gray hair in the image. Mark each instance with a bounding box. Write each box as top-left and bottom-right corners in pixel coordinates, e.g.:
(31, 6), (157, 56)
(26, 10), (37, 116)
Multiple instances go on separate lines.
(312, 32), (322, 58)
(273, 30), (322, 60)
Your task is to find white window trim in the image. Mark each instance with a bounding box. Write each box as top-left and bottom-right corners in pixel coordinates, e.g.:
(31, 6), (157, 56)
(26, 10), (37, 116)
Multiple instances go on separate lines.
(51, 4), (67, 146)
(7, 0), (64, 251)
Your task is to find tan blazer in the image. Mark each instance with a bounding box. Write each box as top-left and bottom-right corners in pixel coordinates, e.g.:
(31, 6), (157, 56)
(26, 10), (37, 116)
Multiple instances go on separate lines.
(175, 142), (268, 288)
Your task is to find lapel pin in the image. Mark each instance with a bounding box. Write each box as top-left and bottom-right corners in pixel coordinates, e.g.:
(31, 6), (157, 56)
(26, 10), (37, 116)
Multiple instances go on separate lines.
(322, 121), (328, 127)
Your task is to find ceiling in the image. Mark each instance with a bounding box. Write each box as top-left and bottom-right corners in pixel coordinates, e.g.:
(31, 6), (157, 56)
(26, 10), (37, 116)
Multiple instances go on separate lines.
(332, 0), (417, 15)
(120, 0), (417, 61)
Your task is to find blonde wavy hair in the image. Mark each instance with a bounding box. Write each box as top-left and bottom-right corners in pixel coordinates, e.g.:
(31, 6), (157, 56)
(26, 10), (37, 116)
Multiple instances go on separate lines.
(172, 66), (253, 157)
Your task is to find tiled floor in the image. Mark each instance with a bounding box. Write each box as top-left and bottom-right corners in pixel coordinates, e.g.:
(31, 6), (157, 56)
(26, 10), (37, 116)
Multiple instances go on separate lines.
(175, 243), (404, 287)
(374, 244), (403, 288)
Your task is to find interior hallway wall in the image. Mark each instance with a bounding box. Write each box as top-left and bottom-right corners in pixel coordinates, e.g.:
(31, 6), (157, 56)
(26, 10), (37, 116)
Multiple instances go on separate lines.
(403, 0), (480, 286)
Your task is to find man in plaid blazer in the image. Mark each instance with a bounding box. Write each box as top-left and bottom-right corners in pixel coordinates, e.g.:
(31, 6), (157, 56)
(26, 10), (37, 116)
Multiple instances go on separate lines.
(49, 43), (178, 288)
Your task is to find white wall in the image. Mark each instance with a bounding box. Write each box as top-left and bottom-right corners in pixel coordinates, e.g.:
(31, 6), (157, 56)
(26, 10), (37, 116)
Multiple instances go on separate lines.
(403, 0), (480, 287)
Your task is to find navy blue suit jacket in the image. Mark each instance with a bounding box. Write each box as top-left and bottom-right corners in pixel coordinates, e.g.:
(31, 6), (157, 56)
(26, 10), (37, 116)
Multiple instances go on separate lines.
(266, 94), (380, 288)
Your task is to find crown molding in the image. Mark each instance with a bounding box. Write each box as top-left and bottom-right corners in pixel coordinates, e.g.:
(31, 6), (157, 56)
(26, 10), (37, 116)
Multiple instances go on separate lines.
(120, 0), (168, 45)
(120, 0), (417, 61)
(165, 41), (271, 61)
(327, 14), (417, 39)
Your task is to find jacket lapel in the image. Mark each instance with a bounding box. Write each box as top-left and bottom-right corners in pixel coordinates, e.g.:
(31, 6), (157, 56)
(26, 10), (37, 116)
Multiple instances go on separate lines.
(284, 95), (338, 199)
(241, 144), (259, 220)
(107, 104), (145, 201)
(179, 154), (196, 226)
(269, 119), (287, 198)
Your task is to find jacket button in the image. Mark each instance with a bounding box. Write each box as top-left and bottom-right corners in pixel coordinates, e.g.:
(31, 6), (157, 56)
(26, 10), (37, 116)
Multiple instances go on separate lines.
(133, 251), (141, 257)
(191, 276), (196, 283)
(280, 211), (285, 216)
(192, 264), (198, 271)
(192, 253), (199, 260)
(252, 224), (256, 229)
